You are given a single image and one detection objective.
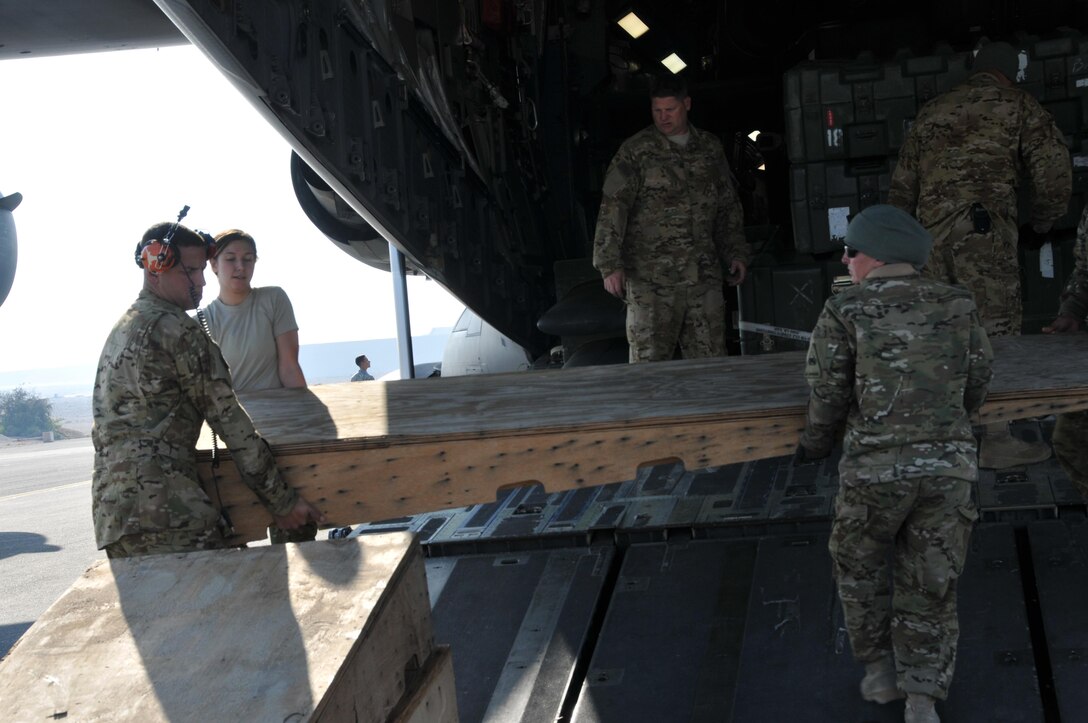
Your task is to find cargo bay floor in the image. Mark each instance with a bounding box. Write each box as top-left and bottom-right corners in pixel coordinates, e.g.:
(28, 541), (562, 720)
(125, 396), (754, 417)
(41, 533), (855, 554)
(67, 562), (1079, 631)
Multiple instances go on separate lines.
(344, 418), (1087, 723)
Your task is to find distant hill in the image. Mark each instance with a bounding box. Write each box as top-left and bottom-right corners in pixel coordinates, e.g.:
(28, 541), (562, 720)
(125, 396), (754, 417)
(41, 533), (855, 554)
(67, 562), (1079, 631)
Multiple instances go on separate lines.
(0, 365), (97, 397)
(0, 328), (453, 395)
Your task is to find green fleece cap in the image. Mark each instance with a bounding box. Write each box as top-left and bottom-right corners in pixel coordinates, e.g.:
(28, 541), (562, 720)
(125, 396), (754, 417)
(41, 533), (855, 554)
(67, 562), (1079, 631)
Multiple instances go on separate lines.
(845, 205), (932, 269)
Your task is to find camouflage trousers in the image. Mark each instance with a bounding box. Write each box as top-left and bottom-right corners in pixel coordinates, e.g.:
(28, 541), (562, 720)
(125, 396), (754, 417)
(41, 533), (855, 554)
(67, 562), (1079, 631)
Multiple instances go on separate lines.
(625, 279), (726, 362)
(924, 208), (1020, 337)
(1053, 411), (1088, 501)
(104, 526), (231, 559)
(828, 475), (977, 699)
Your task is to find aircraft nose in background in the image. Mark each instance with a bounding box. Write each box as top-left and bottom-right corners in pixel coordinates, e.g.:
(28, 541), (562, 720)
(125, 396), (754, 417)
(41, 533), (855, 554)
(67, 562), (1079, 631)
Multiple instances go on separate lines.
(0, 191), (23, 309)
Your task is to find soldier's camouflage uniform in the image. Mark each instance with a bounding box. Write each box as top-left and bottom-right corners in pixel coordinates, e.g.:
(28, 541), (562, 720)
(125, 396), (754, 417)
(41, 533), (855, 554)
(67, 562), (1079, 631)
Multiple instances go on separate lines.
(888, 70), (1072, 337)
(802, 264), (993, 700)
(1052, 205), (1088, 499)
(592, 125), (749, 362)
(92, 290), (299, 557)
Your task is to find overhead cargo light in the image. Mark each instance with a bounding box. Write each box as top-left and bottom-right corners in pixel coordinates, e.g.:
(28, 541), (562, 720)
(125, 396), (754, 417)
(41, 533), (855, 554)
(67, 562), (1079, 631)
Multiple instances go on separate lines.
(617, 12), (649, 39)
(748, 130), (761, 141)
(661, 53), (687, 74)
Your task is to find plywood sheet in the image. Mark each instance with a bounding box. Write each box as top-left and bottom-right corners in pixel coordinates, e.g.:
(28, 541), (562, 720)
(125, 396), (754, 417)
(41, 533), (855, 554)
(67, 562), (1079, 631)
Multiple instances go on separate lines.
(387, 645), (459, 723)
(196, 334), (1088, 543)
(0, 533), (434, 723)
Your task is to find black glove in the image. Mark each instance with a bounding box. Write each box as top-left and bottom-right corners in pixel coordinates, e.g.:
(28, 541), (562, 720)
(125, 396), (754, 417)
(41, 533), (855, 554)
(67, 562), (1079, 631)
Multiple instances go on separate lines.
(1018, 223), (1052, 250)
(792, 442), (830, 467)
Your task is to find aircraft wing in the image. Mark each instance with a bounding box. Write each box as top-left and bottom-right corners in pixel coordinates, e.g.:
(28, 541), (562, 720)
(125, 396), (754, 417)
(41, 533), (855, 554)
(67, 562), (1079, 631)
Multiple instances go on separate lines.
(151, 0), (558, 357)
(0, 0), (184, 59)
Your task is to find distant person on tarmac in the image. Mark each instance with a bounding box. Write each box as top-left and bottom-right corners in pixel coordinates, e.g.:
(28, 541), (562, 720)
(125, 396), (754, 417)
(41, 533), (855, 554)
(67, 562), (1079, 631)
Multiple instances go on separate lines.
(794, 206), (993, 723)
(92, 221), (325, 558)
(351, 354), (375, 381)
(592, 73), (750, 363)
(1043, 204), (1088, 500)
(887, 40), (1071, 469)
(202, 229), (306, 393)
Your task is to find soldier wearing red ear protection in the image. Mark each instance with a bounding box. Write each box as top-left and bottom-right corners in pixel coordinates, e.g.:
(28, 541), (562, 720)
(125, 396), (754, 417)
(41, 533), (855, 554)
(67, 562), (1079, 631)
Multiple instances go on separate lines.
(134, 222), (217, 275)
(92, 219), (326, 558)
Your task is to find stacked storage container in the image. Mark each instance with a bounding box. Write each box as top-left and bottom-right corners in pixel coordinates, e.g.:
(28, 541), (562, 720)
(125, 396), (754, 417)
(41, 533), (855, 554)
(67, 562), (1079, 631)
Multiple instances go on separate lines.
(779, 35), (1088, 334)
(738, 50), (971, 354)
(1017, 33), (1088, 227)
(1015, 33), (1088, 330)
(784, 50), (970, 254)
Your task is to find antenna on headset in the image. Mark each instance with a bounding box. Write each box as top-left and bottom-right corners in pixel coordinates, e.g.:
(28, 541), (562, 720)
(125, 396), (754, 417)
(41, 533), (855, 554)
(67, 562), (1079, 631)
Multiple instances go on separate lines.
(162, 204), (190, 247)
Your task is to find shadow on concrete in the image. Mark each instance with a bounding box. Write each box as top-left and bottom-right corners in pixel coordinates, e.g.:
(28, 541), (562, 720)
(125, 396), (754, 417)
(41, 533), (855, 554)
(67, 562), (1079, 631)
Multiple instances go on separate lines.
(0, 531), (61, 560)
(0, 621), (32, 658)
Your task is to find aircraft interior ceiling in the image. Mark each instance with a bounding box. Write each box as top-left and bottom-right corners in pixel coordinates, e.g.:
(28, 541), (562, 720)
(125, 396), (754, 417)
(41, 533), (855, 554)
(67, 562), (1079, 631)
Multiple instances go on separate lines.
(4, 0), (1088, 353)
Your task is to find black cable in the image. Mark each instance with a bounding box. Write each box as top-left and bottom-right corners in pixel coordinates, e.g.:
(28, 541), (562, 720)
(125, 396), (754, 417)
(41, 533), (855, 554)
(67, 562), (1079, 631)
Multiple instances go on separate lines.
(185, 230), (234, 537)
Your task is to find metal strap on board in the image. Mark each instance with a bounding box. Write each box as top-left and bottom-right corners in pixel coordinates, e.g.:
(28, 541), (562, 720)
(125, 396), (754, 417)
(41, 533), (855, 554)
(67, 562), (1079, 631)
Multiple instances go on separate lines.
(737, 320), (813, 343)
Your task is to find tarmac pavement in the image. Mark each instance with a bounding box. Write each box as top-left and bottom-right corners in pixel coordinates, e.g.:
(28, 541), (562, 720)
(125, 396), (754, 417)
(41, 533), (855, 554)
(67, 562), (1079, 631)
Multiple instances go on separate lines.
(0, 437), (102, 657)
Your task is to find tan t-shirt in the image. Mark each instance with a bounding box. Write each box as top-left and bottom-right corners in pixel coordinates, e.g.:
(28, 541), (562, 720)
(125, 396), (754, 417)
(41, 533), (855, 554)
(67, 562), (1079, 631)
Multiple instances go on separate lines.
(203, 286), (299, 392)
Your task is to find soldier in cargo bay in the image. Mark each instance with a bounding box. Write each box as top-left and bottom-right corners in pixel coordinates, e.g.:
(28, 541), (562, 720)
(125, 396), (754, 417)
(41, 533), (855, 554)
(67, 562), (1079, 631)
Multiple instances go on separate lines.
(592, 73), (750, 363)
(1044, 204), (1088, 501)
(887, 40), (1072, 470)
(796, 206), (993, 723)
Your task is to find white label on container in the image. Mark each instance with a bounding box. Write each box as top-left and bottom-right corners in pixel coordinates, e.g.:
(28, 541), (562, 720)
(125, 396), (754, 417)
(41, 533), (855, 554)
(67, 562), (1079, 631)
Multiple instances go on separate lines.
(1073, 154), (1088, 168)
(1076, 77), (1088, 89)
(1040, 241), (1055, 279)
(828, 207), (850, 241)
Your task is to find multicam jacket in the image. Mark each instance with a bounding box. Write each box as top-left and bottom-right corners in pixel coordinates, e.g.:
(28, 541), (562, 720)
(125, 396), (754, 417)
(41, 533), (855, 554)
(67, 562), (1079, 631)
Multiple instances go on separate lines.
(888, 71), (1071, 230)
(592, 124), (749, 286)
(1059, 205), (1088, 321)
(801, 264), (994, 484)
(91, 290), (298, 548)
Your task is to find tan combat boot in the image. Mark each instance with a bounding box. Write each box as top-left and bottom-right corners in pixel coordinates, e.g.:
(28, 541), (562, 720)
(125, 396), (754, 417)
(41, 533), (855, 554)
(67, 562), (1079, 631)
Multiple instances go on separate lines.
(859, 656), (903, 704)
(904, 693), (940, 723)
(978, 421), (1052, 469)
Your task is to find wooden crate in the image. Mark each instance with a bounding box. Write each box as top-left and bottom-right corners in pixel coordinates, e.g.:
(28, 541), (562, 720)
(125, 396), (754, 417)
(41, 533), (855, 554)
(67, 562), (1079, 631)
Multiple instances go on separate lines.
(0, 533), (441, 723)
(196, 334), (1088, 544)
(388, 645), (459, 723)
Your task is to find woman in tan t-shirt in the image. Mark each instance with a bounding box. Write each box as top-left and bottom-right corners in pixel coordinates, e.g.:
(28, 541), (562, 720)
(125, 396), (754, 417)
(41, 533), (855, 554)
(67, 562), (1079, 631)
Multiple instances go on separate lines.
(203, 229), (307, 392)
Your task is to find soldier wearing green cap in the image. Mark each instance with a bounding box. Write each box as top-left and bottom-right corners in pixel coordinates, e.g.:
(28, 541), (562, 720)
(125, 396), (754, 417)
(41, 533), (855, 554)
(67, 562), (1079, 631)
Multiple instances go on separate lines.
(795, 205), (993, 723)
(887, 39), (1071, 469)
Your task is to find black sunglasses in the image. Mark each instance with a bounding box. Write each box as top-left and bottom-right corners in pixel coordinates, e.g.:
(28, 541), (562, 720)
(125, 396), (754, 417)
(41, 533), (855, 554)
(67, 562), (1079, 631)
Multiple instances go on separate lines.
(844, 245), (860, 258)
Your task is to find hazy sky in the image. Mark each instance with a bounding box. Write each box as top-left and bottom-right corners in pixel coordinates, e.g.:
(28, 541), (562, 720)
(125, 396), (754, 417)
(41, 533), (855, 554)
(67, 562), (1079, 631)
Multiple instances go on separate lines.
(0, 45), (464, 374)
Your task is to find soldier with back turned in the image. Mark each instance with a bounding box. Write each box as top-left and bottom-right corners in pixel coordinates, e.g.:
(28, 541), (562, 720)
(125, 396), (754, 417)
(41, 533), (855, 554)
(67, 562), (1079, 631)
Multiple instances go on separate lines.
(795, 205), (994, 723)
(887, 40), (1071, 469)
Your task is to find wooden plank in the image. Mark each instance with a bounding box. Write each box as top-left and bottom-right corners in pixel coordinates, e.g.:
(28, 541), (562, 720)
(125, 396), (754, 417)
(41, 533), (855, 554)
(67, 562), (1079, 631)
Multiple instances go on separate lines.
(196, 334), (1088, 543)
(0, 533), (436, 723)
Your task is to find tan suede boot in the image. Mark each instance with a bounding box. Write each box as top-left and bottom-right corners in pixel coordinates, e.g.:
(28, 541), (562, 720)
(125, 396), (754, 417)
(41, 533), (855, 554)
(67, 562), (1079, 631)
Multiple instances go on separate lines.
(978, 421), (1051, 469)
(859, 656), (903, 704)
(904, 693), (940, 723)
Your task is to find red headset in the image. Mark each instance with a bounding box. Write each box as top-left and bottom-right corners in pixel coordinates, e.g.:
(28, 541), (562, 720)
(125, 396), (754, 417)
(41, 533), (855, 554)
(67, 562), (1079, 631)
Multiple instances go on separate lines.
(134, 206), (216, 274)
